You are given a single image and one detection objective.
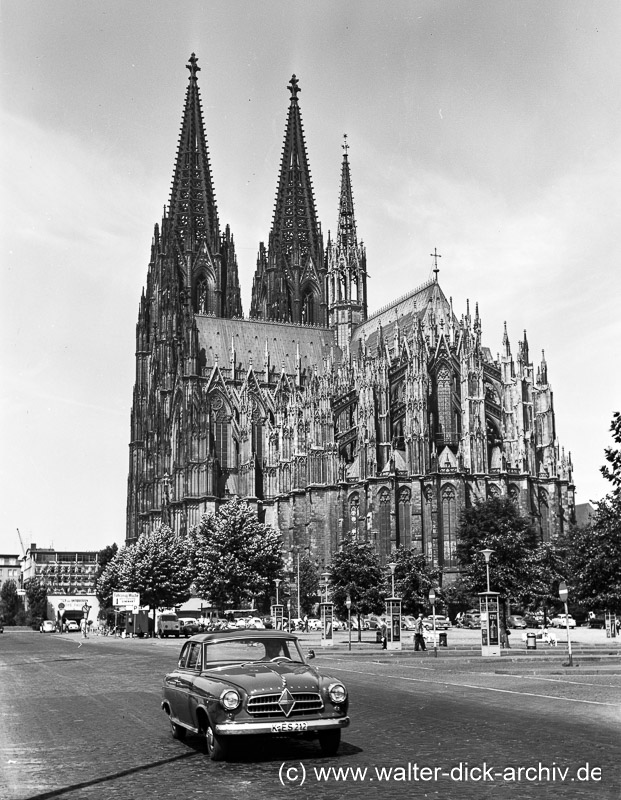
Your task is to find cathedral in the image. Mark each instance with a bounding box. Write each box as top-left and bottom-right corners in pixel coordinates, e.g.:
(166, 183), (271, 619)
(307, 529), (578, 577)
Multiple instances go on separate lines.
(126, 54), (575, 581)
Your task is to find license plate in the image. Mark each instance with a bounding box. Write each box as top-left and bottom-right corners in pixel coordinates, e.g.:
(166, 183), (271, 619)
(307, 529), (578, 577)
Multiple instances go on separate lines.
(271, 721), (308, 733)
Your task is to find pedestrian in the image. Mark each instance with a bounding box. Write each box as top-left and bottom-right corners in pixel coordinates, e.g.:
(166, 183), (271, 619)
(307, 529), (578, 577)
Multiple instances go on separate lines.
(80, 618), (88, 639)
(380, 620), (387, 650)
(414, 613), (426, 651)
(304, 614), (309, 633)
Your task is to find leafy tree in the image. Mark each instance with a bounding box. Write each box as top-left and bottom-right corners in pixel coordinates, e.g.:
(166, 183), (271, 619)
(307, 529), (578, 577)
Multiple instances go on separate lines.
(391, 547), (441, 615)
(601, 411), (621, 492)
(327, 534), (385, 641)
(455, 497), (542, 636)
(0, 579), (20, 625)
(23, 577), (48, 626)
(188, 497), (283, 611)
(298, 555), (321, 615)
(97, 526), (193, 629)
(95, 543), (119, 608)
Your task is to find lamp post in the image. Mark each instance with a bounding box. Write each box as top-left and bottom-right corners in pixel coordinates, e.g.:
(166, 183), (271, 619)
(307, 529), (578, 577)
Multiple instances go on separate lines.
(429, 587), (437, 658)
(322, 572), (331, 602)
(292, 545), (301, 619)
(346, 595), (352, 651)
(274, 578), (281, 605)
(558, 581), (574, 667)
(480, 548), (494, 592)
(387, 562), (397, 597)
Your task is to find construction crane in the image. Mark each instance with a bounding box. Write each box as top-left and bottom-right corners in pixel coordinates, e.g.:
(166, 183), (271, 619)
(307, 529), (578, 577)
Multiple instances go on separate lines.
(16, 528), (26, 557)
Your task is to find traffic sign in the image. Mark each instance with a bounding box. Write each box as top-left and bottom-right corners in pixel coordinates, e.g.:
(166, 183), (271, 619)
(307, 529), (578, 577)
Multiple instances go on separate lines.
(113, 591), (140, 608)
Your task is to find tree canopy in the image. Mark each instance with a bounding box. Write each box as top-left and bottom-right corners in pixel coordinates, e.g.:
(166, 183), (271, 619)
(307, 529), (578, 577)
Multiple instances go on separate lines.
(188, 497), (283, 611)
(328, 534), (385, 633)
(391, 547), (441, 615)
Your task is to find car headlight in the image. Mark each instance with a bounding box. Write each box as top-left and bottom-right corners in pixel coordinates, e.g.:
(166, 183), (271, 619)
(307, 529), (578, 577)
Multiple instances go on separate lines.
(328, 683), (347, 704)
(220, 689), (241, 710)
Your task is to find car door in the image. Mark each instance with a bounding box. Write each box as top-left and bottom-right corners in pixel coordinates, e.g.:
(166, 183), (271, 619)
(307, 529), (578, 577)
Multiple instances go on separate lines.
(174, 642), (203, 728)
(164, 642), (192, 724)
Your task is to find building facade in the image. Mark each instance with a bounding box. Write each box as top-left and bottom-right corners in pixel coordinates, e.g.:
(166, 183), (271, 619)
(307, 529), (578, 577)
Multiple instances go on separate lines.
(0, 554), (21, 592)
(126, 55), (575, 580)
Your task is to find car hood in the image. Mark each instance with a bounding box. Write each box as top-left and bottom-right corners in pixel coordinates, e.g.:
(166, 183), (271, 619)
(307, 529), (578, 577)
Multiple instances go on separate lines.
(204, 662), (325, 695)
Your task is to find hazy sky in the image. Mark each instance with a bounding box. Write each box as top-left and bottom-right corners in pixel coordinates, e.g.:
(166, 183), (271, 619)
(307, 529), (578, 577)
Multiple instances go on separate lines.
(2, 1), (620, 555)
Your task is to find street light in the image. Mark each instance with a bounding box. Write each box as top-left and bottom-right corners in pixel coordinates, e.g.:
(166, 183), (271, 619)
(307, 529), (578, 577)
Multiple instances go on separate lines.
(429, 587), (438, 658)
(292, 545), (301, 619)
(274, 578), (281, 605)
(387, 561), (397, 597)
(345, 595), (352, 651)
(558, 581), (574, 667)
(480, 548), (494, 592)
(322, 572), (331, 602)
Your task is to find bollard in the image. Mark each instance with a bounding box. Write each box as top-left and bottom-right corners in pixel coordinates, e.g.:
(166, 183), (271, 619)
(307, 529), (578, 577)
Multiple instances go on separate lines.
(526, 631), (537, 650)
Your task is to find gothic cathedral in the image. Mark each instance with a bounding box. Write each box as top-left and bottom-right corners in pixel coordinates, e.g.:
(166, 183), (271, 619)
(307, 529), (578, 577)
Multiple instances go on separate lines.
(126, 55), (575, 581)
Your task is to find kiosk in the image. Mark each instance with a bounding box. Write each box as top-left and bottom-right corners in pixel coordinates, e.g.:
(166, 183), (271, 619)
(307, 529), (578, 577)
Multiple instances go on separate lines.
(320, 602), (334, 647)
(479, 591), (501, 657)
(271, 604), (284, 631)
(385, 597), (402, 651)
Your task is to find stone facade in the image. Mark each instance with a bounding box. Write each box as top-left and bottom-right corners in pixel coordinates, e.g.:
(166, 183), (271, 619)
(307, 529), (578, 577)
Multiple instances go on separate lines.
(126, 55), (575, 581)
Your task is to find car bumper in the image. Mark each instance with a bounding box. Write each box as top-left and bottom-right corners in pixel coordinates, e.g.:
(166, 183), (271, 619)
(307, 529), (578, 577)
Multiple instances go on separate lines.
(214, 716), (350, 736)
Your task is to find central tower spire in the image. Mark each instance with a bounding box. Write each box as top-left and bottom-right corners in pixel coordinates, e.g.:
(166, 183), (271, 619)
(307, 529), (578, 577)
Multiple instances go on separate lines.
(251, 75), (326, 325)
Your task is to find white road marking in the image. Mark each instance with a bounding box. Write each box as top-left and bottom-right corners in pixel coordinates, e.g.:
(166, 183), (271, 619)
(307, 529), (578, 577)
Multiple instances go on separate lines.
(329, 665), (621, 707)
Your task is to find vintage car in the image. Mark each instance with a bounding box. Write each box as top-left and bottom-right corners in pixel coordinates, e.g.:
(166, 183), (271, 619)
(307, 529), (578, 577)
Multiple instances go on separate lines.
(40, 620), (56, 633)
(161, 629), (349, 760)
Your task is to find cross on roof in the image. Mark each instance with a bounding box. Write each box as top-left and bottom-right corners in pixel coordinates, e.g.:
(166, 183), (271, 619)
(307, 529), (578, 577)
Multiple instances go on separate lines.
(342, 133), (349, 155)
(430, 248), (442, 281)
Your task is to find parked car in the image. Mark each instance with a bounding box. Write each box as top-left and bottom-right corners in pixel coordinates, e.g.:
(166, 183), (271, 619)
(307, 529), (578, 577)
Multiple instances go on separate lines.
(157, 613), (181, 638)
(587, 613), (606, 629)
(550, 614), (576, 629)
(462, 612), (481, 629)
(401, 616), (418, 631)
(261, 616), (273, 629)
(65, 620), (80, 632)
(179, 619), (202, 637)
(307, 617), (322, 631)
(422, 615), (450, 630)
(161, 629), (350, 760)
(40, 620), (56, 633)
(507, 615), (527, 629)
(245, 617), (266, 630)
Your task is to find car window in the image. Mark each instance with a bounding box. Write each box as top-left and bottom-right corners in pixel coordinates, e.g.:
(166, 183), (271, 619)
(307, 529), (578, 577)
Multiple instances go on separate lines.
(203, 637), (302, 664)
(178, 642), (192, 669)
(185, 643), (202, 670)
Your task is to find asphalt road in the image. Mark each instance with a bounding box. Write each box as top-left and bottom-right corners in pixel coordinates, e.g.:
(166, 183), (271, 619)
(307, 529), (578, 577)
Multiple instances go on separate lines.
(0, 630), (619, 800)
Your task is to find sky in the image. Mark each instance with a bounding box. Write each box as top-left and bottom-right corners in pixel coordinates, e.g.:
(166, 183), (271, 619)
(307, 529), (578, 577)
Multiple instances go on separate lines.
(1, 0), (620, 555)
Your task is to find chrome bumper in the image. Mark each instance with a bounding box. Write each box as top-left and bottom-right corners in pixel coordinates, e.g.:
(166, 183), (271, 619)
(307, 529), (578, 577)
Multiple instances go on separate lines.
(215, 716), (350, 735)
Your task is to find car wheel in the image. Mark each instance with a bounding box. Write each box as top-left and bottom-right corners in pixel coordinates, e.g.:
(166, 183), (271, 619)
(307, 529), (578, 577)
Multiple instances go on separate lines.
(205, 723), (228, 761)
(318, 729), (341, 756)
(170, 719), (187, 741)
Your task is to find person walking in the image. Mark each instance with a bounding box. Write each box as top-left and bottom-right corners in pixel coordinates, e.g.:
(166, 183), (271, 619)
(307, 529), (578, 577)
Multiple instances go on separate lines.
(380, 620), (388, 650)
(414, 613), (426, 651)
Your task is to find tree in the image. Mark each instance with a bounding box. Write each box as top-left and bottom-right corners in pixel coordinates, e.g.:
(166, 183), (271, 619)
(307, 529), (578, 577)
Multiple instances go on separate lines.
(23, 577), (48, 626)
(327, 534), (385, 640)
(97, 526), (193, 630)
(0, 579), (21, 625)
(455, 497), (542, 635)
(95, 543), (119, 609)
(391, 547), (441, 615)
(298, 555), (321, 615)
(188, 497), (283, 611)
(601, 411), (621, 492)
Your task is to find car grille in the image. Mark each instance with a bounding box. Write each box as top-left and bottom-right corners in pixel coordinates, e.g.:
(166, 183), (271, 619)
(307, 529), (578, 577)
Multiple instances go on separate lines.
(247, 692), (324, 717)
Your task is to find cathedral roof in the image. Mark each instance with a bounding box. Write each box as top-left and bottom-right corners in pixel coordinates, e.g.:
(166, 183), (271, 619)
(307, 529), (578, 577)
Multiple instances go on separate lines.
(195, 316), (341, 377)
(351, 278), (454, 355)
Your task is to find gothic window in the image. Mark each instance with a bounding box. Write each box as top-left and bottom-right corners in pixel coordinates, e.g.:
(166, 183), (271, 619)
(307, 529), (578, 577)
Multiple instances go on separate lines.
(349, 492), (360, 538)
(211, 396), (229, 469)
(302, 288), (316, 324)
(398, 487), (411, 547)
(195, 275), (216, 315)
(539, 489), (550, 542)
(441, 486), (457, 568)
(378, 488), (391, 559)
(437, 367), (452, 441)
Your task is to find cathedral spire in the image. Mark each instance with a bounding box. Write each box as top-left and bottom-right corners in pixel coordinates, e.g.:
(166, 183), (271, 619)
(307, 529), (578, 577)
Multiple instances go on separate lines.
(337, 134), (357, 250)
(250, 75), (326, 325)
(168, 53), (219, 253)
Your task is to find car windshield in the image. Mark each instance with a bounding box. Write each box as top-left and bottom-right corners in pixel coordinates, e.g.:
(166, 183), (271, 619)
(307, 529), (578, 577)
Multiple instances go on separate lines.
(203, 636), (305, 665)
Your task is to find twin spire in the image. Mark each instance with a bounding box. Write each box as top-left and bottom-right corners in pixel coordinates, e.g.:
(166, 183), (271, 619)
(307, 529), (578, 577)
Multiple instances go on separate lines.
(167, 54), (364, 327)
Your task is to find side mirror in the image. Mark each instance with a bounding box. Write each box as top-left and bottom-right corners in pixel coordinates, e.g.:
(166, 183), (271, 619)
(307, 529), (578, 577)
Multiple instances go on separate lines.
(307, 649), (316, 660)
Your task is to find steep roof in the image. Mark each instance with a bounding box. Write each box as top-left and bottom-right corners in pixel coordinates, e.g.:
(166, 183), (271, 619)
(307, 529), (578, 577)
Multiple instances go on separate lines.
(195, 316), (340, 377)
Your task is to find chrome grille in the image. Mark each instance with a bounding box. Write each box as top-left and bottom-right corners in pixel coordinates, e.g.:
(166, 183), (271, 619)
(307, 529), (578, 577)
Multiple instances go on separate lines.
(247, 692), (323, 716)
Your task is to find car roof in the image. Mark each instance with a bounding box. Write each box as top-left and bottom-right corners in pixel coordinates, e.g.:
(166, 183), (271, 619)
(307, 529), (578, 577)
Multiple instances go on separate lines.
(187, 629), (299, 643)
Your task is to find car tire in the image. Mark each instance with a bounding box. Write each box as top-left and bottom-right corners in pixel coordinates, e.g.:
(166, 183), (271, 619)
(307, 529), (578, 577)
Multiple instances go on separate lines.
(205, 723), (228, 761)
(170, 719), (187, 740)
(318, 729), (341, 756)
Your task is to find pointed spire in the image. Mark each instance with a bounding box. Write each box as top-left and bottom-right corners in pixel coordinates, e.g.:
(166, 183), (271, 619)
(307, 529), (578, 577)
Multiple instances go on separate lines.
(337, 134), (357, 250)
(251, 74), (325, 324)
(168, 53), (219, 252)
